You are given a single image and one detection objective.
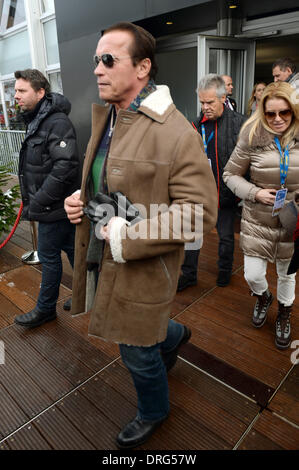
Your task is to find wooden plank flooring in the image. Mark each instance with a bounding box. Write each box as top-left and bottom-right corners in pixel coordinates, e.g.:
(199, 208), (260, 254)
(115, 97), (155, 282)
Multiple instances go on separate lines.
(0, 215), (298, 451)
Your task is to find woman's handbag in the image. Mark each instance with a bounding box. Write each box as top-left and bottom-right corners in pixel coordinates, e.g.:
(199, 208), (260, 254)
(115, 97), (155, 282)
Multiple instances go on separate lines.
(279, 190), (299, 236)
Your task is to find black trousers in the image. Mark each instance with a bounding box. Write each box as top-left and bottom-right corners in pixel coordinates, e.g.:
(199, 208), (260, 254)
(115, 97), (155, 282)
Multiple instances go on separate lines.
(181, 206), (236, 280)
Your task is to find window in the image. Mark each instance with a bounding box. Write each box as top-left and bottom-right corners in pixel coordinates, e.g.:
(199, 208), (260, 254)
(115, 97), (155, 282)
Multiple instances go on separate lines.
(40, 0), (55, 15)
(1, 80), (25, 130)
(43, 18), (60, 65)
(0, 29), (31, 75)
(48, 71), (63, 94)
(0, 0), (25, 33)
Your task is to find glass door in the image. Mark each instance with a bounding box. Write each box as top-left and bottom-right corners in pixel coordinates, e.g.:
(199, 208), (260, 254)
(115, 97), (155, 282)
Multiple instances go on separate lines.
(156, 33), (199, 122)
(197, 35), (256, 115)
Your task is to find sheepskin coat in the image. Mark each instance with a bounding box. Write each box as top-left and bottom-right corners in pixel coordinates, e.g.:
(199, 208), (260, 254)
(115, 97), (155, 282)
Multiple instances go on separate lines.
(223, 121), (299, 262)
(71, 85), (218, 346)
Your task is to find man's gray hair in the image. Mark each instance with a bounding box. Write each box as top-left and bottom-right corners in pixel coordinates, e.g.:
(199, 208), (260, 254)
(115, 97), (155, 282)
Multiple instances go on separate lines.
(197, 74), (226, 98)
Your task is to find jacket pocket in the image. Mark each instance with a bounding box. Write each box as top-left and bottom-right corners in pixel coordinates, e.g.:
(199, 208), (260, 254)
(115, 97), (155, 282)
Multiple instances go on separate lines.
(114, 256), (173, 304)
(95, 260), (117, 312)
(26, 137), (47, 167)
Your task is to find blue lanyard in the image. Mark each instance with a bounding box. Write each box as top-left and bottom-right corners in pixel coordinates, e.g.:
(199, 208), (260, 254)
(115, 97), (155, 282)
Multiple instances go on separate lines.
(201, 124), (214, 153)
(274, 136), (289, 188)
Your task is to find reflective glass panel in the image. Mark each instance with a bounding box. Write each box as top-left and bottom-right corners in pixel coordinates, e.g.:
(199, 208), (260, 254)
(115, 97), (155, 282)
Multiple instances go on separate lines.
(0, 0), (25, 32)
(0, 29), (31, 75)
(40, 0), (55, 14)
(3, 80), (25, 130)
(156, 47), (197, 122)
(48, 71), (63, 94)
(43, 19), (60, 65)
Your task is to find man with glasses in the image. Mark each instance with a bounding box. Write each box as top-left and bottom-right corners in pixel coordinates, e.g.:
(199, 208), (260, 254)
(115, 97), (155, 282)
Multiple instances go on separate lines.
(64, 22), (217, 449)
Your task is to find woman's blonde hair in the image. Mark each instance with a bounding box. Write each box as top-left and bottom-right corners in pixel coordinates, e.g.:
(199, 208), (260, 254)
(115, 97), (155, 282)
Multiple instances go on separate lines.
(247, 82), (266, 116)
(243, 81), (299, 148)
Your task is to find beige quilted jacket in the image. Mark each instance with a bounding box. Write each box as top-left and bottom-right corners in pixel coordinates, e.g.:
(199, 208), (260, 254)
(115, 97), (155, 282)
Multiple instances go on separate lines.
(223, 121), (299, 262)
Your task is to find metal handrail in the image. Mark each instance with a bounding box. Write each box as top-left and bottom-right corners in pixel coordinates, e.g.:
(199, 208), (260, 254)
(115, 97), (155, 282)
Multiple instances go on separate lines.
(0, 129), (25, 175)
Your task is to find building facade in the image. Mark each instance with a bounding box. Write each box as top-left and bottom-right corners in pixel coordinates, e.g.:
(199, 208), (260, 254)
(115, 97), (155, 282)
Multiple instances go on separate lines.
(53, 0), (299, 156)
(0, 0), (61, 130)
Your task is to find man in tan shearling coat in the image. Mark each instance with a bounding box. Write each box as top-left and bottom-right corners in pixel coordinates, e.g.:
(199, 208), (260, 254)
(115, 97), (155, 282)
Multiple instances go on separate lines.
(65, 22), (217, 449)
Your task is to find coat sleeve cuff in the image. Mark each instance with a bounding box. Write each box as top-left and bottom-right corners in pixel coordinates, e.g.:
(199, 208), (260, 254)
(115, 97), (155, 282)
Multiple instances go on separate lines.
(248, 186), (260, 202)
(109, 217), (130, 263)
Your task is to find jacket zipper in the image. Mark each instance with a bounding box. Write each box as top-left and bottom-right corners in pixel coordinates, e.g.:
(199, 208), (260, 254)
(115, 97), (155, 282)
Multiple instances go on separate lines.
(193, 119), (220, 208)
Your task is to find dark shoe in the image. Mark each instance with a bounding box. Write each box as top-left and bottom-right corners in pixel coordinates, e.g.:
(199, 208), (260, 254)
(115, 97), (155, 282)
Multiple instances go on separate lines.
(177, 275), (197, 292)
(251, 289), (273, 328)
(275, 302), (292, 350)
(14, 307), (57, 328)
(63, 298), (72, 311)
(116, 415), (166, 449)
(216, 270), (231, 287)
(161, 326), (191, 372)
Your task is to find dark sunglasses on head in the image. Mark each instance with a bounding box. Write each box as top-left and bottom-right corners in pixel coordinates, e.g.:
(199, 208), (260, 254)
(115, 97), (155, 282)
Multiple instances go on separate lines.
(264, 109), (293, 119)
(93, 53), (131, 68)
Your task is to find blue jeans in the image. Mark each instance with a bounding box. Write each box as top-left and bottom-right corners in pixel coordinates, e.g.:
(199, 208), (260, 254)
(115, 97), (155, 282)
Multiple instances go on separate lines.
(119, 319), (184, 422)
(37, 219), (75, 312)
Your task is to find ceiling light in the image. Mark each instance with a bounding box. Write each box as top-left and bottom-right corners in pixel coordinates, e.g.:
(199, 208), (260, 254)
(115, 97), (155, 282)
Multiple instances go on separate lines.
(166, 21), (173, 25)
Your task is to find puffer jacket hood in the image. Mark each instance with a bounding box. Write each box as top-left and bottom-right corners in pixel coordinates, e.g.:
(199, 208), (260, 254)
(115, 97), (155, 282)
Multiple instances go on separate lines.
(24, 93), (71, 138)
(46, 92), (71, 115)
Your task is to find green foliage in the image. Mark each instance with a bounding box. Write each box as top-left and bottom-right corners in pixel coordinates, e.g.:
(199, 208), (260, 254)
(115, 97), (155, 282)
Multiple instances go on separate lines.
(0, 164), (21, 235)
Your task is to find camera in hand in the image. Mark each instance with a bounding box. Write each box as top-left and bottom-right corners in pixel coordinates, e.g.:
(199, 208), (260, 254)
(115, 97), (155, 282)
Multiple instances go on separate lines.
(83, 191), (142, 225)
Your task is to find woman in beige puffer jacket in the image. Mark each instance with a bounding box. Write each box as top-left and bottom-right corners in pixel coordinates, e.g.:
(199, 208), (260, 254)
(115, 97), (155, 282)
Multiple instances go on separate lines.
(223, 81), (299, 350)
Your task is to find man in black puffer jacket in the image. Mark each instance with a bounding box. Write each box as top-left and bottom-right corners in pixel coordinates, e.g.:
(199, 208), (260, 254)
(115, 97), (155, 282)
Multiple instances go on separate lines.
(14, 69), (79, 327)
(178, 74), (246, 291)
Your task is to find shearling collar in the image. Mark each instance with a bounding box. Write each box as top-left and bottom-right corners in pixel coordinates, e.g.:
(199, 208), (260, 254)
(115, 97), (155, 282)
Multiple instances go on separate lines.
(139, 85), (175, 123)
(240, 120), (299, 148)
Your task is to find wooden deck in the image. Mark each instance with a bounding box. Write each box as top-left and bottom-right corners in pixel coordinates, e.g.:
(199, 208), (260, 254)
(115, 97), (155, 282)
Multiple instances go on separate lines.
(0, 196), (298, 451)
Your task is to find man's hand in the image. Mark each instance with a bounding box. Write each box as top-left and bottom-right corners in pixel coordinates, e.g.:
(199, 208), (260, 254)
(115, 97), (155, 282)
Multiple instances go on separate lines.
(64, 191), (84, 224)
(255, 188), (277, 205)
(100, 216), (119, 243)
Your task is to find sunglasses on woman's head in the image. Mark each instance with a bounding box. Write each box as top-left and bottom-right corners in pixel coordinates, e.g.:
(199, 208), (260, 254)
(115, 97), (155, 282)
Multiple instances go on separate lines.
(264, 109), (293, 119)
(93, 53), (131, 68)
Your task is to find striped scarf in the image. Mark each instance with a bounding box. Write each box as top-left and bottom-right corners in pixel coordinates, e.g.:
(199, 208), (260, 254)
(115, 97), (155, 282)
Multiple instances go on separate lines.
(128, 80), (157, 112)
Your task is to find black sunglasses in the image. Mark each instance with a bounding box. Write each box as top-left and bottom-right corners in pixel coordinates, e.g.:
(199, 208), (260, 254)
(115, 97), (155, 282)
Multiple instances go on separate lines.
(264, 109), (293, 119)
(93, 53), (131, 68)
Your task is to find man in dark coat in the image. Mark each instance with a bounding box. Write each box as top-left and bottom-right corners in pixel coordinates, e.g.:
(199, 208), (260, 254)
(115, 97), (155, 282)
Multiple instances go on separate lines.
(222, 74), (237, 111)
(14, 69), (80, 327)
(178, 74), (246, 290)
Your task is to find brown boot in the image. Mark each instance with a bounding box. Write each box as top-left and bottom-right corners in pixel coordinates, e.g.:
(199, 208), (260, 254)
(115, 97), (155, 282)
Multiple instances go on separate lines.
(251, 289), (273, 328)
(275, 302), (292, 350)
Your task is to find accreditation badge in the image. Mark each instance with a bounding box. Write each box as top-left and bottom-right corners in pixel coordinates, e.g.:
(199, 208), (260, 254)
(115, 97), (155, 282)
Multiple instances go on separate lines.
(272, 188), (288, 217)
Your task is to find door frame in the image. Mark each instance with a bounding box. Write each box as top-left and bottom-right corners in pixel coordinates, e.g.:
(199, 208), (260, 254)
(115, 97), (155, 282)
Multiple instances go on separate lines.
(197, 35), (256, 115)
(157, 32), (255, 117)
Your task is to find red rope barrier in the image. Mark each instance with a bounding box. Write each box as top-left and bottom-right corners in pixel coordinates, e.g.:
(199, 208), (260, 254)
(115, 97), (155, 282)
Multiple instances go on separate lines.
(0, 201), (23, 250)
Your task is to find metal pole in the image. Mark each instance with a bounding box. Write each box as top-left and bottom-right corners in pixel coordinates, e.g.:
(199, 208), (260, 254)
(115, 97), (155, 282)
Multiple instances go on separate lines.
(21, 221), (40, 264)
(0, 80), (10, 128)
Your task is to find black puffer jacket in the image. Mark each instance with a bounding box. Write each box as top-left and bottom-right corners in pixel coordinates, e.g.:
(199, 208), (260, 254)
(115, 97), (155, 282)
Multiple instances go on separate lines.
(19, 93), (79, 222)
(193, 107), (246, 208)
